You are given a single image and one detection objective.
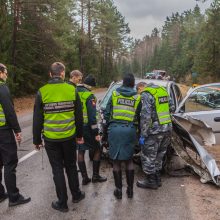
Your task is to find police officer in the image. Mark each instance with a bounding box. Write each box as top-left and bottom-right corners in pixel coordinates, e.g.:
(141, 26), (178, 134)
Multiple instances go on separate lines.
(136, 82), (174, 189)
(0, 63), (31, 206)
(69, 70), (83, 87)
(33, 62), (85, 212)
(104, 73), (141, 199)
(77, 75), (107, 185)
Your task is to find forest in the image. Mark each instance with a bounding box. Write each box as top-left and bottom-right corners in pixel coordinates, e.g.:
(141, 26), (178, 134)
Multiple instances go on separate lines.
(0, 0), (220, 95)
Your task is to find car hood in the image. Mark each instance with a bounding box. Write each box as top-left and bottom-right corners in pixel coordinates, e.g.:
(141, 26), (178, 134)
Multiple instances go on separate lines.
(172, 114), (220, 186)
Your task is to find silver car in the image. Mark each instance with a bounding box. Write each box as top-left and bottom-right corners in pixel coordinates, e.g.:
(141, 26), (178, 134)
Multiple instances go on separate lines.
(173, 83), (220, 186)
(99, 78), (183, 111)
(175, 83), (220, 144)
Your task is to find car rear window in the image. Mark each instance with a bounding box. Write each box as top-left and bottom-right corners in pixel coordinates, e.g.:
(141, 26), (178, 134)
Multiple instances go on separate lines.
(100, 84), (121, 109)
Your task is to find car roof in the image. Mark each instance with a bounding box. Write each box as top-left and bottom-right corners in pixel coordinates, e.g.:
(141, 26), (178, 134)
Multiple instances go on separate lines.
(113, 78), (173, 88)
(187, 82), (220, 94)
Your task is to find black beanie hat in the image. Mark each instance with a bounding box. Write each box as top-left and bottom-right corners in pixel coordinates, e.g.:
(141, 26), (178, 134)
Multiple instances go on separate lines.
(84, 74), (96, 87)
(123, 73), (135, 88)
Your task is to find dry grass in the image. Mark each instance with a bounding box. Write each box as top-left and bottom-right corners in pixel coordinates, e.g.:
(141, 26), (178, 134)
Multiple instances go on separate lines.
(14, 96), (35, 116)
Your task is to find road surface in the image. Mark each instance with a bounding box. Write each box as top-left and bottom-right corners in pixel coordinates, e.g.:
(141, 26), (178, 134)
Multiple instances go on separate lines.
(0, 90), (195, 220)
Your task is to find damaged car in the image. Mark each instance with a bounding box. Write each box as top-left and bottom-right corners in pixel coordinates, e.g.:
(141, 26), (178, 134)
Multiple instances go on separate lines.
(97, 78), (182, 162)
(172, 83), (220, 186)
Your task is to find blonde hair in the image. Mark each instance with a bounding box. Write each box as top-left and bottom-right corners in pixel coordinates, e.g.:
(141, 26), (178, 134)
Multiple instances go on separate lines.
(70, 70), (83, 78)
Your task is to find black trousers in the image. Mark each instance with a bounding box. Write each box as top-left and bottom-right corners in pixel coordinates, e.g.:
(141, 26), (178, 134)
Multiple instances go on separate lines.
(45, 138), (80, 206)
(0, 129), (19, 201)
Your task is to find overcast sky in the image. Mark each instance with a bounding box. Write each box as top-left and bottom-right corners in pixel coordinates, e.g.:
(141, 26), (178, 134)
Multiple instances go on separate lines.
(113, 0), (213, 39)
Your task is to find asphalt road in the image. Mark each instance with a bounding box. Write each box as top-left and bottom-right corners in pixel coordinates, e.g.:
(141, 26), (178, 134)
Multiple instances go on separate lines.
(0, 91), (192, 220)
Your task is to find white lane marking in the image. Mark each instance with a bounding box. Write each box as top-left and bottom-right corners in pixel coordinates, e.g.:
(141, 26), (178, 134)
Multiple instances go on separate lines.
(18, 150), (39, 164)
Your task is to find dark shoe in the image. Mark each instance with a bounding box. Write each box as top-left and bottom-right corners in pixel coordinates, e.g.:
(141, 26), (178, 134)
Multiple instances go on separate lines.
(0, 193), (8, 203)
(126, 170), (134, 198)
(92, 160), (107, 183)
(82, 177), (91, 185)
(92, 174), (107, 183)
(136, 174), (158, 190)
(9, 194), (31, 207)
(51, 201), (69, 213)
(113, 171), (122, 200)
(156, 171), (162, 187)
(78, 161), (91, 185)
(72, 191), (85, 203)
(114, 188), (122, 199)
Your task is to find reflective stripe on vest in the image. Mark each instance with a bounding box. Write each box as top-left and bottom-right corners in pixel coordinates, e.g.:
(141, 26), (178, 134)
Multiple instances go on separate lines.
(78, 90), (93, 124)
(39, 82), (76, 139)
(142, 86), (171, 125)
(0, 81), (6, 127)
(112, 91), (140, 122)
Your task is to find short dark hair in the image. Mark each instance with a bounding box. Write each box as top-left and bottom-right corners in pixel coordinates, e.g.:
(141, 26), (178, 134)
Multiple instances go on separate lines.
(0, 63), (7, 73)
(70, 70), (83, 78)
(123, 73), (135, 88)
(50, 62), (65, 77)
(136, 82), (147, 90)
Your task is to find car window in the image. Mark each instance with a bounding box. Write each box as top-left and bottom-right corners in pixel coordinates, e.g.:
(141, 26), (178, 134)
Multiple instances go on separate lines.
(100, 84), (121, 109)
(170, 86), (177, 110)
(184, 85), (220, 112)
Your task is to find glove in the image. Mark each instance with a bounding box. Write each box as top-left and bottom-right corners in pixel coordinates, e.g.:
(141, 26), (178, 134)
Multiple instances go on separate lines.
(139, 136), (145, 145)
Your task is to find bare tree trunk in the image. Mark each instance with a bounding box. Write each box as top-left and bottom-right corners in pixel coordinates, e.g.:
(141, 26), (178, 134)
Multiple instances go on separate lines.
(80, 0), (84, 72)
(87, 0), (91, 41)
(12, 0), (19, 67)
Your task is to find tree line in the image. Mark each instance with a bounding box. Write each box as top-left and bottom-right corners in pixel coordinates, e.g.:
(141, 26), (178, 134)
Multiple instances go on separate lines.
(0, 0), (130, 95)
(1, 0), (220, 96)
(126, 0), (220, 83)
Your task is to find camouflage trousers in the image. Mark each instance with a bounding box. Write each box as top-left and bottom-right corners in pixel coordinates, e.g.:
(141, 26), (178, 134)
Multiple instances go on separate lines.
(141, 132), (171, 175)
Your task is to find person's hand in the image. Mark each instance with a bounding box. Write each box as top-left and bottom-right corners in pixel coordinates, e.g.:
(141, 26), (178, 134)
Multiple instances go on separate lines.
(35, 143), (43, 151)
(15, 132), (22, 145)
(139, 136), (145, 145)
(76, 137), (84, 145)
(95, 135), (101, 142)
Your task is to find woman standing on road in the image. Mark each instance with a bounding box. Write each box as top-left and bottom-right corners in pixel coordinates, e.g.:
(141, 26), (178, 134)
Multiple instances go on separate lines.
(103, 74), (141, 199)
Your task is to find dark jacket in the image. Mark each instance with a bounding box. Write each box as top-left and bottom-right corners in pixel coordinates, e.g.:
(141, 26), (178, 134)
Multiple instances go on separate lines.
(104, 85), (141, 125)
(0, 79), (21, 133)
(140, 85), (174, 137)
(77, 85), (99, 136)
(104, 85), (141, 160)
(33, 78), (83, 145)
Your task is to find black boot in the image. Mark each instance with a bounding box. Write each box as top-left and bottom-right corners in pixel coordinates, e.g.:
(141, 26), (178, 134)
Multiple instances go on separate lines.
(9, 194), (31, 207)
(51, 201), (69, 212)
(78, 161), (91, 185)
(72, 191), (85, 203)
(92, 161), (107, 183)
(136, 174), (158, 189)
(155, 171), (162, 187)
(0, 193), (8, 203)
(113, 171), (122, 199)
(126, 170), (134, 198)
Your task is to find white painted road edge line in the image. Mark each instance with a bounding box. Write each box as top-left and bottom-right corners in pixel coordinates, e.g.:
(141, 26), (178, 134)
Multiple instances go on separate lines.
(18, 150), (39, 164)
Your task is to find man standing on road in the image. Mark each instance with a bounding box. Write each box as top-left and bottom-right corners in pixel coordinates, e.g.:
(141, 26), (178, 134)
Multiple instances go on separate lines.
(0, 63), (31, 206)
(77, 75), (107, 185)
(136, 82), (174, 189)
(68, 70), (83, 87)
(33, 62), (85, 212)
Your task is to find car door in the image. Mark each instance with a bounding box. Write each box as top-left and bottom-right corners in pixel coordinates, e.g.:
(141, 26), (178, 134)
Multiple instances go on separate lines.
(175, 84), (220, 144)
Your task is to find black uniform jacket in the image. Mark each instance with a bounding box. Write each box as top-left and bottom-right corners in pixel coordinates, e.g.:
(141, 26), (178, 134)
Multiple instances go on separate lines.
(33, 78), (83, 145)
(0, 79), (21, 133)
